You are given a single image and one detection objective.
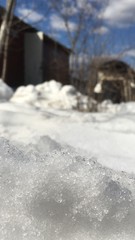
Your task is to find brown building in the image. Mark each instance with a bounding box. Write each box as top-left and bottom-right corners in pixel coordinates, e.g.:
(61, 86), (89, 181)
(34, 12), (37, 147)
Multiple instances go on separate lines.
(0, 7), (71, 89)
(88, 57), (135, 103)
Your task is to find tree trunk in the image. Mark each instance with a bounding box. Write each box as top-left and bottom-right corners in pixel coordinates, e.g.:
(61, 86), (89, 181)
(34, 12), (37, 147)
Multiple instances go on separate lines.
(0, 0), (16, 81)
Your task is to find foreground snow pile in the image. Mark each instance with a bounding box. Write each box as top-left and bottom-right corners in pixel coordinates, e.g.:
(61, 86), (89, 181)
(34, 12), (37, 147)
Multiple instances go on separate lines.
(0, 137), (135, 240)
(0, 79), (13, 101)
(11, 80), (82, 110)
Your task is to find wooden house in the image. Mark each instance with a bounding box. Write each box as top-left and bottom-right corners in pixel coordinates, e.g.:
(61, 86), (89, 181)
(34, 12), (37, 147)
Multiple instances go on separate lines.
(88, 57), (135, 103)
(0, 7), (71, 89)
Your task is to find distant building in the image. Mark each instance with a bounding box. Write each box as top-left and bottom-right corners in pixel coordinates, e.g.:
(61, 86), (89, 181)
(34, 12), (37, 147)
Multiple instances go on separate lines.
(88, 57), (135, 103)
(0, 7), (71, 89)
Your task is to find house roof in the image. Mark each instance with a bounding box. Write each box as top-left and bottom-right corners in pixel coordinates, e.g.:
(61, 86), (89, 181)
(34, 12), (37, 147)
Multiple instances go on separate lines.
(0, 6), (71, 54)
(90, 57), (135, 81)
(90, 56), (135, 72)
(90, 57), (126, 68)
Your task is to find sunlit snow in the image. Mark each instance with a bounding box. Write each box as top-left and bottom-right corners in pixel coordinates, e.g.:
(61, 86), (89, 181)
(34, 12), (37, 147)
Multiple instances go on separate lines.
(0, 80), (134, 239)
(11, 80), (80, 110)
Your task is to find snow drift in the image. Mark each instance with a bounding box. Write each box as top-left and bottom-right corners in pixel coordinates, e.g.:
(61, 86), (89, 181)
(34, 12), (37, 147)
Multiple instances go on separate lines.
(11, 80), (81, 110)
(0, 137), (135, 240)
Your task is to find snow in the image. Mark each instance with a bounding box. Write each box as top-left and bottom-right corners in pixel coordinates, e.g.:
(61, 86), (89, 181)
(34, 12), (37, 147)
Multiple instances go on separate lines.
(94, 82), (102, 93)
(0, 79), (13, 101)
(130, 82), (135, 88)
(0, 137), (135, 240)
(0, 79), (135, 239)
(11, 80), (80, 110)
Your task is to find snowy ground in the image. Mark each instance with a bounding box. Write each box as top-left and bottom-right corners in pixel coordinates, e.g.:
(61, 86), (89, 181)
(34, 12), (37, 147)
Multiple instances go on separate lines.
(0, 80), (135, 239)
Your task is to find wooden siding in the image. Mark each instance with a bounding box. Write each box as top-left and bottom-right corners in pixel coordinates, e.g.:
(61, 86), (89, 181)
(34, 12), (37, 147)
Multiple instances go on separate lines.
(4, 32), (24, 88)
(43, 38), (70, 85)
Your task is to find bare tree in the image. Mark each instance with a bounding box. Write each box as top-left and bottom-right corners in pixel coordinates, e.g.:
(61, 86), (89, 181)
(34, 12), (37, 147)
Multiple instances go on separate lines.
(0, 0), (16, 54)
(49, 0), (109, 89)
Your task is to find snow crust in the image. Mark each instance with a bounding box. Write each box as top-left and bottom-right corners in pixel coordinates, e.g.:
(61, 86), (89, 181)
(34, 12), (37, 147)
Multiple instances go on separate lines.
(0, 137), (135, 240)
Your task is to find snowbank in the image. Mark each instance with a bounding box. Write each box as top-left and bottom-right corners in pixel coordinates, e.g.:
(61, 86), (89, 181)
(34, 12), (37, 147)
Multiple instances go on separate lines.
(0, 79), (13, 101)
(0, 137), (135, 240)
(99, 101), (135, 114)
(11, 80), (83, 110)
(8, 79), (135, 113)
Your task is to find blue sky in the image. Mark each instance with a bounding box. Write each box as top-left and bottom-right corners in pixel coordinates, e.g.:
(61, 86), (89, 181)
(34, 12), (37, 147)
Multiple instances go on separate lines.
(1, 0), (135, 67)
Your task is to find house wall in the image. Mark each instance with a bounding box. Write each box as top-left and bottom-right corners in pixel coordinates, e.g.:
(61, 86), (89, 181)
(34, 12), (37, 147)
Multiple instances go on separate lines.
(24, 32), (43, 85)
(43, 38), (70, 85)
(0, 30), (24, 89)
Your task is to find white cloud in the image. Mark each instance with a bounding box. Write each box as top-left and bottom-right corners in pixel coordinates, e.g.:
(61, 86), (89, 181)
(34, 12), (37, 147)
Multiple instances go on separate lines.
(125, 49), (135, 57)
(61, 6), (78, 16)
(100, 0), (135, 27)
(61, 0), (93, 16)
(76, 0), (91, 9)
(70, 53), (90, 67)
(17, 7), (44, 23)
(94, 26), (109, 35)
(50, 14), (77, 32)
